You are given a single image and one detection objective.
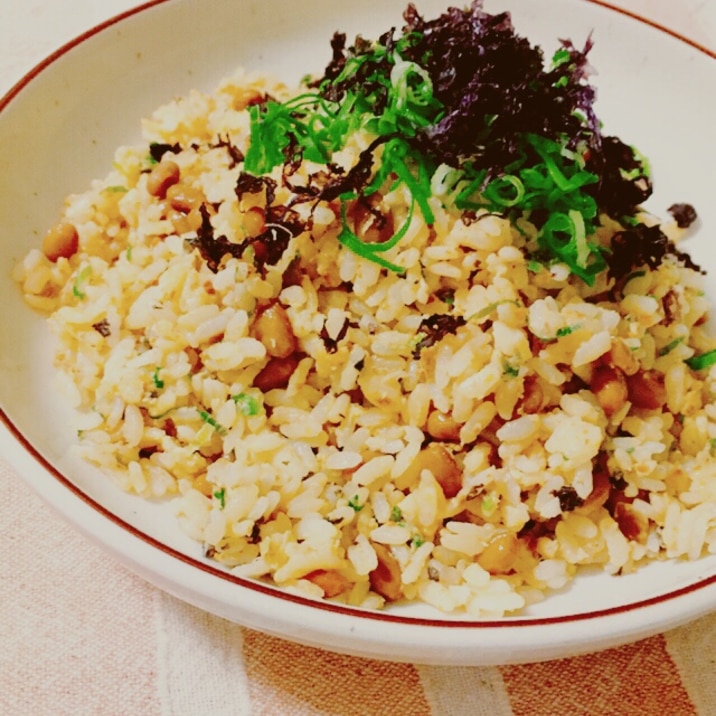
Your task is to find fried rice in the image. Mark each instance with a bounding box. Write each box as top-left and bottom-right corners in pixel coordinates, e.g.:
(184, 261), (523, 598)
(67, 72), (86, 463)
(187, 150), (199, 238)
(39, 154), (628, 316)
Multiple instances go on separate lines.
(13, 39), (716, 617)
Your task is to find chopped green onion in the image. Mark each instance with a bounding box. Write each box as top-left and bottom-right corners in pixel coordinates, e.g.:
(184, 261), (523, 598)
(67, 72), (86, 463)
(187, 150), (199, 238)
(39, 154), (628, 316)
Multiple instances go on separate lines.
(213, 488), (226, 509)
(198, 409), (227, 436)
(527, 259), (544, 273)
(551, 47), (572, 68)
(539, 210), (605, 285)
(556, 324), (581, 337)
(470, 299), (520, 321)
(347, 495), (364, 512)
(72, 265), (93, 299)
(482, 174), (525, 208)
(410, 534), (425, 548)
(336, 195), (415, 273)
(623, 269), (646, 284)
(151, 367), (164, 390)
(232, 391), (262, 416)
(685, 349), (716, 371)
(481, 494), (497, 516)
(659, 337), (685, 357)
(502, 359), (520, 378)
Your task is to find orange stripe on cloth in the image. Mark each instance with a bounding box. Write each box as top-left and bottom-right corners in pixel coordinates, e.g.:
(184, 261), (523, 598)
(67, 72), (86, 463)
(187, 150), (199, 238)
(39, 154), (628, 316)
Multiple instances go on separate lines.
(243, 629), (432, 716)
(665, 613), (716, 714)
(0, 474), (161, 716)
(501, 634), (697, 716)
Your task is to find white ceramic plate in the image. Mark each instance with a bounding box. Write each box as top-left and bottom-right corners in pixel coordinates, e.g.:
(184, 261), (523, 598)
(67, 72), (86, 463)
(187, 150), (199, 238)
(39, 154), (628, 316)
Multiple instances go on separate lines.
(1, 0), (715, 666)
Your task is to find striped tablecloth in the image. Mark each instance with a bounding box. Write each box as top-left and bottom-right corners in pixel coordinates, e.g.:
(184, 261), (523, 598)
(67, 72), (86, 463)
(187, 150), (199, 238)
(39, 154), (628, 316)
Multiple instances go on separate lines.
(2, 2), (715, 714)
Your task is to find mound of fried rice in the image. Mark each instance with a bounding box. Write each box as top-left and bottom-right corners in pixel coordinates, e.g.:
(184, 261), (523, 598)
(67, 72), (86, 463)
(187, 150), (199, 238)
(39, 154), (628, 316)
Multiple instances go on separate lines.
(14, 70), (716, 617)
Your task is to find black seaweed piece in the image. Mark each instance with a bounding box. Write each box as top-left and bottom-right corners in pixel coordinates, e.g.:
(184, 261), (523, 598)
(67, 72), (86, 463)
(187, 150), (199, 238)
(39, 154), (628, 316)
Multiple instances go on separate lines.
(188, 202), (302, 274)
(251, 223), (296, 269)
(320, 318), (349, 354)
(92, 319), (111, 337)
(413, 314), (466, 358)
(215, 134), (245, 168)
(400, 1), (600, 169)
(235, 173), (277, 205)
(608, 222), (702, 281)
(149, 142), (182, 162)
(588, 136), (653, 218)
(319, 30), (399, 112)
(668, 202), (698, 229)
(553, 485), (584, 512)
(187, 205), (245, 273)
(318, 135), (394, 203)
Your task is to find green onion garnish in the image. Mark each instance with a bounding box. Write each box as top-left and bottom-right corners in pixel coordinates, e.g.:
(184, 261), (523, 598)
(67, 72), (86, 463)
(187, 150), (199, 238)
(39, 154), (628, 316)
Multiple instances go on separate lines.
(198, 409), (227, 436)
(232, 392), (262, 416)
(72, 265), (93, 299)
(685, 349), (716, 371)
